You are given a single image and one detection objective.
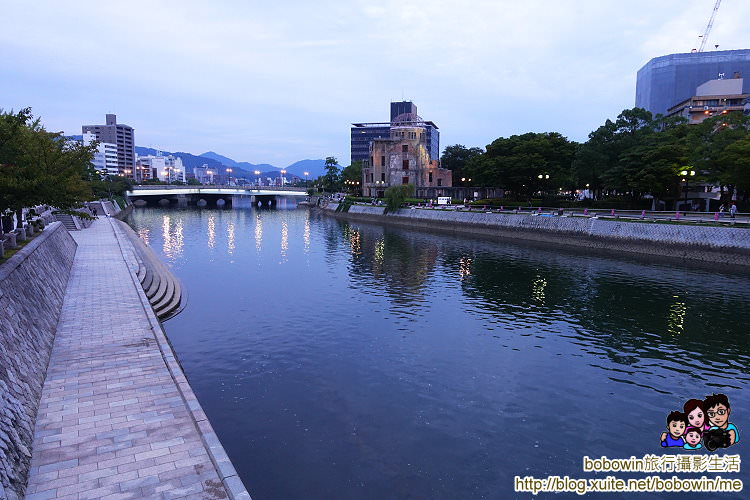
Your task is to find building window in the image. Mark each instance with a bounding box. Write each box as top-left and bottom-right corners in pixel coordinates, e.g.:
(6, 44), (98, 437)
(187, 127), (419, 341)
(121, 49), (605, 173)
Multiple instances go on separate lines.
(381, 172), (385, 182)
(402, 144), (408, 152)
(370, 156), (373, 166)
(381, 156), (386, 166)
(402, 159), (409, 170)
(437, 178), (442, 187)
(429, 172), (433, 183)
(402, 176), (409, 185)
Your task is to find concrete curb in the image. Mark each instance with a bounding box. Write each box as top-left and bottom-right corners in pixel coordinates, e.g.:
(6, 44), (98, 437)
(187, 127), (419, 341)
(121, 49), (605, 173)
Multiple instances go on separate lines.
(108, 218), (252, 500)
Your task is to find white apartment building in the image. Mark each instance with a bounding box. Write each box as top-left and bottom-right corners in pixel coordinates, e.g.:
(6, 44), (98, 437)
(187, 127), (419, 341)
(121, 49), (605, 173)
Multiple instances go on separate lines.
(136, 154), (186, 183)
(83, 132), (119, 176)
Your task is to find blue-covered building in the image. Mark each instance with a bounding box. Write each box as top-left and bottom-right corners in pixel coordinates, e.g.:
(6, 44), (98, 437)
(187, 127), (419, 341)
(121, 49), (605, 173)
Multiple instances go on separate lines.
(635, 49), (750, 116)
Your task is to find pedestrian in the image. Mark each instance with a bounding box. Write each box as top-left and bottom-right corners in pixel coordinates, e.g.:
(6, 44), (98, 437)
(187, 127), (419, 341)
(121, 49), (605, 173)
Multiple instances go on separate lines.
(719, 204), (725, 218)
(92, 207), (97, 217)
(730, 202), (737, 219)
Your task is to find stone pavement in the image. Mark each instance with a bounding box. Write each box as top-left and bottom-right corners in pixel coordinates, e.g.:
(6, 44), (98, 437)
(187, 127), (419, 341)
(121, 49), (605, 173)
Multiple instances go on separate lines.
(24, 219), (250, 500)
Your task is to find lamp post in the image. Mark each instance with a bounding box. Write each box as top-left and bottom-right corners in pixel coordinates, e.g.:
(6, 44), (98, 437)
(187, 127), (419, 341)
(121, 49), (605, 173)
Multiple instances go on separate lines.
(226, 167), (233, 186)
(680, 169), (696, 209)
(254, 170), (261, 186)
(206, 169), (213, 185)
(537, 174), (549, 196)
(280, 169), (287, 187)
(304, 171), (309, 187)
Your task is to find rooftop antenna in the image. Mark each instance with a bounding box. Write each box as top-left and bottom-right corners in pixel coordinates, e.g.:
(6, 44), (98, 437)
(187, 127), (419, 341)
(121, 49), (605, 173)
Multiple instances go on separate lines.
(697, 0), (721, 52)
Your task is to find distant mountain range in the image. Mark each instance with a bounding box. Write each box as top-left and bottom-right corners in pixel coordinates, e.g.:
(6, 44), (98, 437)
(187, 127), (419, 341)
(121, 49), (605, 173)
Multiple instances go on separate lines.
(135, 148), (328, 179)
(66, 135), (330, 178)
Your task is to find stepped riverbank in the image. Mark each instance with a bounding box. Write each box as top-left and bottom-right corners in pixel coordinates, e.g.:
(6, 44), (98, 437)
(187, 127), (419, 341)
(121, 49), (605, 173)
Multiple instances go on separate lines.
(320, 203), (750, 267)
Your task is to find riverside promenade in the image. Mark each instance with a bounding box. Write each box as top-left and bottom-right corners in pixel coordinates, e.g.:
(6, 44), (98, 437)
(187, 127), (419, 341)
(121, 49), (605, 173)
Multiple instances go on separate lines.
(23, 219), (249, 499)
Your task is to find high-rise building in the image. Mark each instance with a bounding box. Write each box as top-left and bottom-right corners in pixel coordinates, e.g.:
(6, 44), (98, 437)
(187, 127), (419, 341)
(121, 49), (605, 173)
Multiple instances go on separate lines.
(351, 101), (439, 165)
(82, 114), (135, 177)
(636, 49), (750, 116)
(82, 132), (119, 176)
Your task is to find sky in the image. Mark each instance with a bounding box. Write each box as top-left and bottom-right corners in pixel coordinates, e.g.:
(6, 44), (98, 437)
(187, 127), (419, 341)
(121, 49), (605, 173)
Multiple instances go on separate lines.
(2, 0), (749, 167)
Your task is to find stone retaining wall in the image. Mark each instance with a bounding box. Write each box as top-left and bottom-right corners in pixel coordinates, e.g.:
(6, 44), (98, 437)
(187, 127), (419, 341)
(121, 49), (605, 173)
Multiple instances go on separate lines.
(322, 204), (750, 266)
(0, 223), (77, 500)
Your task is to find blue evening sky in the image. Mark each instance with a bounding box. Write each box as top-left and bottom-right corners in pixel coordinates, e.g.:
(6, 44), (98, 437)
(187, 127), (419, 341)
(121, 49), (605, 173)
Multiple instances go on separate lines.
(2, 0), (748, 166)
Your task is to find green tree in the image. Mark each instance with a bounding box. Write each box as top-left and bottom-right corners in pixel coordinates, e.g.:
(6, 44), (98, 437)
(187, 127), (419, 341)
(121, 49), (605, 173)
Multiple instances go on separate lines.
(384, 184), (414, 212)
(573, 108), (657, 196)
(617, 126), (688, 209)
(718, 133), (750, 200)
(0, 108), (95, 224)
(91, 175), (133, 199)
(688, 113), (750, 201)
(440, 144), (483, 183)
(323, 156), (340, 192)
(466, 132), (576, 199)
(341, 160), (363, 190)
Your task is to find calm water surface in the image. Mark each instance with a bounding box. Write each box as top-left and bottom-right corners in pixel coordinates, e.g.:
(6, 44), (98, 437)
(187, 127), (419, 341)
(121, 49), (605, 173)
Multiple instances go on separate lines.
(126, 206), (750, 499)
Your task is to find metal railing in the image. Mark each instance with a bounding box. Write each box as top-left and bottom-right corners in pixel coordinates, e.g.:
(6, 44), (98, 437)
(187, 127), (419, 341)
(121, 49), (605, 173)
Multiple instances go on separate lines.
(382, 203), (750, 225)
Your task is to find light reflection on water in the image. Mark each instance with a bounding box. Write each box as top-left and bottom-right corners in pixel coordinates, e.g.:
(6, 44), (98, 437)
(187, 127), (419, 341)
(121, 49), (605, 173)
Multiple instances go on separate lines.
(126, 206), (750, 500)
(207, 215), (216, 249)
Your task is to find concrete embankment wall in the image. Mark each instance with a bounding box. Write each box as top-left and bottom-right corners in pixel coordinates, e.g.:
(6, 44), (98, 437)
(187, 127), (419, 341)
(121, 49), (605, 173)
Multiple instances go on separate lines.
(0, 223), (76, 500)
(324, 204), (750, 266)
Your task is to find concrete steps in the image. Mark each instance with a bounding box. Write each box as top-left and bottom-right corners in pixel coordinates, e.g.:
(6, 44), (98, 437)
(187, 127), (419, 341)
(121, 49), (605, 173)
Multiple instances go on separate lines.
(112, 220), (184, 321)
(54, 214), (79, 231)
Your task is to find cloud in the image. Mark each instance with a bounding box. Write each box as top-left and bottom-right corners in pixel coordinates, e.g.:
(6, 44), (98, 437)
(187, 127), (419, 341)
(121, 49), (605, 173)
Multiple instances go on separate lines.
(1, 0), (748, 165)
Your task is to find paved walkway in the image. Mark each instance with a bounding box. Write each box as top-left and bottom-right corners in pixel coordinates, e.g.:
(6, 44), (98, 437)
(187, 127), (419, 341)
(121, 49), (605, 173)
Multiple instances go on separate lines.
(25, 219), (247, 500)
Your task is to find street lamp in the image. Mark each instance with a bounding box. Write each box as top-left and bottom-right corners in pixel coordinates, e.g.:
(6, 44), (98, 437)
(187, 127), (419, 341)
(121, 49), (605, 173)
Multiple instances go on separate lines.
(206, 169), (214, 185)
(304, 171), (309, 186)
(254, 170), (261, 186)
(680, 169), (696, 209)
(226, 167), (233, 186)
(280, 169), (287, 187)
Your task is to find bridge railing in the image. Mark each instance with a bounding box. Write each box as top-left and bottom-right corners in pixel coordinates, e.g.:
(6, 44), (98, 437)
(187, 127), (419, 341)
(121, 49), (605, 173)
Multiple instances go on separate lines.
(130, 184), (307, 192)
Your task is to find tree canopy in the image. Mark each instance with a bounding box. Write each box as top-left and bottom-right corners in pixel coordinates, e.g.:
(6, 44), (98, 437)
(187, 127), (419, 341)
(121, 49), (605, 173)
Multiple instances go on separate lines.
(464, 132), (576, 198)
(440, 145), (483, 183)
(455, 107), (750, 205)
(323, 156), (341, 191)
(0, 108), (96, 220)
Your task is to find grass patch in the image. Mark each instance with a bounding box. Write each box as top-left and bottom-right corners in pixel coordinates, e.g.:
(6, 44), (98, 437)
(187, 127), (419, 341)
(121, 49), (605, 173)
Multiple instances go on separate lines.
(0, 229), (43, 264)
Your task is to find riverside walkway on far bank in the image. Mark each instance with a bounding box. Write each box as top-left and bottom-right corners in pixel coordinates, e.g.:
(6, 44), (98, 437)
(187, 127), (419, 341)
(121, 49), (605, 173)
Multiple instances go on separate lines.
(24, 219), (249, 500)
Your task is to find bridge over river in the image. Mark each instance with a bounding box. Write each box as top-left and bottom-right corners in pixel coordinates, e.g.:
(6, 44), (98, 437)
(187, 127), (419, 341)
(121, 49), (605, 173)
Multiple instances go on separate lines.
(128, 185), (308, 207)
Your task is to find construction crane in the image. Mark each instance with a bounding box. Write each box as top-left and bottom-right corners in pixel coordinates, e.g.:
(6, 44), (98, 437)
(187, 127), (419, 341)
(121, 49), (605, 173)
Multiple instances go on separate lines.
(698, 0), (722, 52)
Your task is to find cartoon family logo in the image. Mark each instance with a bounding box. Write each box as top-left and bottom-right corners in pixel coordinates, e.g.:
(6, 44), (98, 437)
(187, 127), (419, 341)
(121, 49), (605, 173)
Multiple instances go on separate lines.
(659, 393), (740, 452)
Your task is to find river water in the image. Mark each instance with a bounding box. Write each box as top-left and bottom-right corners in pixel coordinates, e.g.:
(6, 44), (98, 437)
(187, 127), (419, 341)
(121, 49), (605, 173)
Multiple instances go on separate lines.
(126, 205), (749, 499)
